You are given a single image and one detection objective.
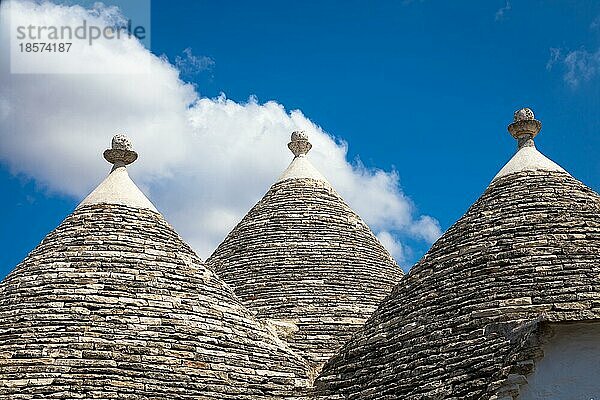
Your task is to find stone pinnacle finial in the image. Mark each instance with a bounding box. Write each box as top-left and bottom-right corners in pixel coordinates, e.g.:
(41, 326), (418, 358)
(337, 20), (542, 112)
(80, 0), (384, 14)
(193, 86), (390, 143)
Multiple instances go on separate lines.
(288, 131), (312, 157)
(508, 108), (542, 149)
(103, 134), (138, 168)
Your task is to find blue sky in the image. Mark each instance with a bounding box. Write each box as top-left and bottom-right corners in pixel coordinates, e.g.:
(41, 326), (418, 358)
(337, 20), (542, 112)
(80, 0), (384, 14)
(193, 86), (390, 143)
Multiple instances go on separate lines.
(1, 0), (600, 278)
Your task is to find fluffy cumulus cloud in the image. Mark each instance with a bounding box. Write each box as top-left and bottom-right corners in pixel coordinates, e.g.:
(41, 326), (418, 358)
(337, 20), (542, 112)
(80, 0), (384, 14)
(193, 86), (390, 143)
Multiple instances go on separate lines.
(376, 231), (404, 264)
(0, 0), (441, 267)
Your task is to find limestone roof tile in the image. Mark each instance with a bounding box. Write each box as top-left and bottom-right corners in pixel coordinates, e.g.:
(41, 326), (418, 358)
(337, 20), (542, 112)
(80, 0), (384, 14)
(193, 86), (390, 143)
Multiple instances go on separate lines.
(0, 135), (311, 399)
(314, 109), (600, 399)
(207, 131), (403, 368)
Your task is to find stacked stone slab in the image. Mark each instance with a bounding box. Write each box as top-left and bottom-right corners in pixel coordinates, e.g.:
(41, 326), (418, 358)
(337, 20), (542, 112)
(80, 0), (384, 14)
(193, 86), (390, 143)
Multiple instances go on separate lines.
(207, 131), (402, 368)
(314, 109), (600, 399)
(0, 135), (311, 399)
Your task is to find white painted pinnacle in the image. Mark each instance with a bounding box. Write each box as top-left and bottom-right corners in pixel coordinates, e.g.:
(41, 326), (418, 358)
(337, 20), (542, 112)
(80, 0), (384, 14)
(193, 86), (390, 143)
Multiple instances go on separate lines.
(493, 146), (566, 180)
(493, 108), (568, 181)
(78, 134), (158, 212)
(278, 131), (328, 183)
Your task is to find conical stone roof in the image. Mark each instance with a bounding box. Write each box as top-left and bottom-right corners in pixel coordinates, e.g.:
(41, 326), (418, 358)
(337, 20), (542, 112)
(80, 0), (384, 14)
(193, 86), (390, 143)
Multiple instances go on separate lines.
(314, 109), (600, 399)
(0, 135), (311, 399)
(206, 131), (403, 368)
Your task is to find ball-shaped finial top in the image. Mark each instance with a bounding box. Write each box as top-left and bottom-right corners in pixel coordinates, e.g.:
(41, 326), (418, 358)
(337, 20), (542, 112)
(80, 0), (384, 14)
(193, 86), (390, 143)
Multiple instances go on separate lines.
(111, 134), (134, 151)
(514, 108), (535, 122)
(103, 133), (138, 166)
(291, 130), (309, 142)
(288, 130), (312, 157)
(508, 107), (541, 146)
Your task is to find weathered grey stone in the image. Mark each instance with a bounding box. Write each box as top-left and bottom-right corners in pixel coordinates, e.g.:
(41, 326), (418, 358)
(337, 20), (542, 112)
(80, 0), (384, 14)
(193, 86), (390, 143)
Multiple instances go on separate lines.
(314, 168), (600, 399)
(0, 135), (312, 399)
(207, 133), (402, 369)
(0, 203), (312, 399)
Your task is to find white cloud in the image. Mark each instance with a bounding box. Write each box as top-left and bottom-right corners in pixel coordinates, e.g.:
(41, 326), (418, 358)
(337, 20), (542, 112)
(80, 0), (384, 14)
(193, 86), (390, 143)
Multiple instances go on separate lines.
(408, 215), (442, 243)
(563, 48), (600, 87)
(546, 47), (562, 70)
(175, 48), (215, 76)
(495, 1), (511, 21)
(546, 47), (600, 88)
(376, 231), (405, 264)
(0, 0), (441, 267)
(547, 14), (600, 88)
(590, 15), (600, 30)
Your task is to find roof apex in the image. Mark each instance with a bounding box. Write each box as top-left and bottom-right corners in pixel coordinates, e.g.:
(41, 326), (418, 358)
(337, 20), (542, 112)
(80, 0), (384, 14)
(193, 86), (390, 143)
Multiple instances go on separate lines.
(493, 107), (569, 181)
(277, 155), (329, 183)
(277, 131), (329, 183)
(77, 134), (157, 212)
(493, 145), (567, 181)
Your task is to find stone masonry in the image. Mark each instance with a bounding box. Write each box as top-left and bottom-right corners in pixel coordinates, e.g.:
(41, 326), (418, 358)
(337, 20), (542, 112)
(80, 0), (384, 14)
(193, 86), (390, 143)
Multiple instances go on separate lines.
(2, 108), (599, 399)
(313, 110), (600, 399)
(0, 137), (312, 400)
(207, 133), (402, 369)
